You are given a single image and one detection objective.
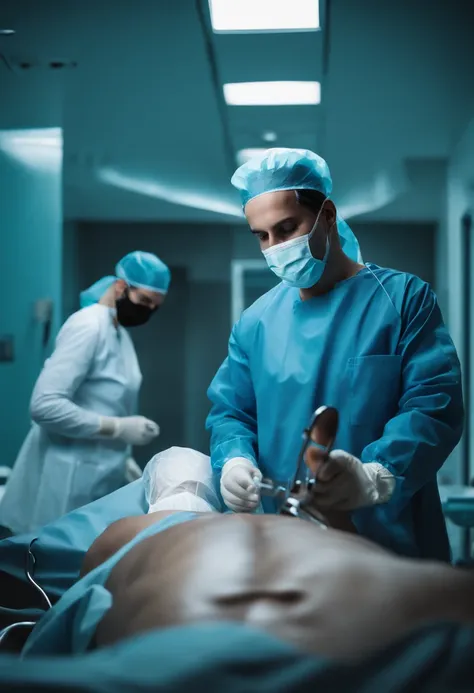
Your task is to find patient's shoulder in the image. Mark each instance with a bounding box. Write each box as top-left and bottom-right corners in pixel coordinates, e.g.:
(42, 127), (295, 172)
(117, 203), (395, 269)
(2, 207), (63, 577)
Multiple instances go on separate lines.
(80, 517), (139, 577)
(80, 511), (177, 577)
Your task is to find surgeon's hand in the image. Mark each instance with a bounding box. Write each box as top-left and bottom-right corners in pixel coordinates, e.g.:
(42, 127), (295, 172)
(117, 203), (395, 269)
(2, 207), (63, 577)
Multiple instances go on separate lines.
(309, 450), (396, 511)
(100, 416), (160, 446)
(220, 457), (262, 513)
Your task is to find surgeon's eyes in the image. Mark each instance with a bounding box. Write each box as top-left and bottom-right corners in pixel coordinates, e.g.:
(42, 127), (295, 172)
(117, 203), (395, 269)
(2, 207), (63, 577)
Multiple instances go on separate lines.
(257, 232), (269, 242)
(278, 222), (298, 237)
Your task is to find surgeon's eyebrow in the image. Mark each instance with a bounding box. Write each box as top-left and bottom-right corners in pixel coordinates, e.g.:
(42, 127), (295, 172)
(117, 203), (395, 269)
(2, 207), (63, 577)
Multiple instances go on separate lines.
(133, 290), (155, 307)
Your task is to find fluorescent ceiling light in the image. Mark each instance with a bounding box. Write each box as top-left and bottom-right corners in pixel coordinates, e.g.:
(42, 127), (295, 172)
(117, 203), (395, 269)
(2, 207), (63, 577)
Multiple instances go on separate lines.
(224, 81), (321, 106)
(209, 0), (319, 32)
(236, 148), (269, 166)
(0, 128), (62, 170)
(98, 167), (243, 218)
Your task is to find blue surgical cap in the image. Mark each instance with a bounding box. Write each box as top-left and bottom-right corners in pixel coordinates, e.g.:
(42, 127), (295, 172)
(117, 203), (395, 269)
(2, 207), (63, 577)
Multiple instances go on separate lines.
(80, 251), (171, 309)
(115, 251), (171, 294)
(231, 148), (332, 208)
(231, 148), (362, 263)
(80, 277), (117, 309)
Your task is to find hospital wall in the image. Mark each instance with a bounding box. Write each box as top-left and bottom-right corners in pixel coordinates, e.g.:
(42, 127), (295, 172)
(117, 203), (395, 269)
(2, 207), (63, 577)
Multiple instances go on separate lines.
(68, 221), (435, 464)
(432, 115), (474, 561)
(446, 115), (474, 484)
(0, 68), (63, 469)
(63, 220), (81, 321)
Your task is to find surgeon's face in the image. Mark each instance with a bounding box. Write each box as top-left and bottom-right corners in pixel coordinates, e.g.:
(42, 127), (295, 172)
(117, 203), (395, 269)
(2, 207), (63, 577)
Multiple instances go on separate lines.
(116, 281), (165, 310)
(245, 191), (335, 262)
(128, 287), (165, 310)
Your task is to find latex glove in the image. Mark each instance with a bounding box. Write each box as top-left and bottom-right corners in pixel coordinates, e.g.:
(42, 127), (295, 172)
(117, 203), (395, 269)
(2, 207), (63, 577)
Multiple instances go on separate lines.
(220, 457), (262, 513)
(310, 449), (396, 511)
(100, 416), (160, 446)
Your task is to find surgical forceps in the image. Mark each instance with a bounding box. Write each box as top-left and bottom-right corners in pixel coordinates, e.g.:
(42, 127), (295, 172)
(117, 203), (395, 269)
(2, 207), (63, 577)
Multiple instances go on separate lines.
(255, 405), (339, 526)
(25, 538), (52, 610)
(0, 538), (52, 648)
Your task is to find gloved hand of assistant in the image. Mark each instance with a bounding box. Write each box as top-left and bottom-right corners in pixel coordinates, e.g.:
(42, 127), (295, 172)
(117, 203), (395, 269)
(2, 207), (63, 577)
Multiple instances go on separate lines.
(100, 415), (160, 446)
(220, 457), (262, 513)
(309, 449), (396, 511)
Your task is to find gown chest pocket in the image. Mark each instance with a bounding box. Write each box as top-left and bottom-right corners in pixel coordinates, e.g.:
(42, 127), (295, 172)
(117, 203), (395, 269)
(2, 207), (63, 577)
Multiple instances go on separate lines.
(348, 355), (402, 427)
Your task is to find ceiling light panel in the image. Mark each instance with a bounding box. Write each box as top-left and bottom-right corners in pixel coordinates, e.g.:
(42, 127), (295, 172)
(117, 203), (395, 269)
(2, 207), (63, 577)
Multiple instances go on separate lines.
(209, 0), (320, 32)
(223, 81), (321, 106)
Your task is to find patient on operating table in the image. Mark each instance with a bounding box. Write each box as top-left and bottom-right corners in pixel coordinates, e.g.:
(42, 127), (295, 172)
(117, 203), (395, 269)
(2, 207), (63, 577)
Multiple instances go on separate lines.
(81, 416), (474, 662)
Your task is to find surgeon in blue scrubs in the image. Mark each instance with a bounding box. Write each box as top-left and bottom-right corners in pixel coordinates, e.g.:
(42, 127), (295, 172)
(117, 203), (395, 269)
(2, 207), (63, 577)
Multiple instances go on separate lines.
(206, 148), (463, 561)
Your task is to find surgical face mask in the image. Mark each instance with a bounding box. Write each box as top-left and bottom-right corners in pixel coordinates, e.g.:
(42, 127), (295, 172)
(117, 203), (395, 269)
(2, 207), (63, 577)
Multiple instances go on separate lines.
(116, 289), (156, 327)
(262, 201), (330, 288)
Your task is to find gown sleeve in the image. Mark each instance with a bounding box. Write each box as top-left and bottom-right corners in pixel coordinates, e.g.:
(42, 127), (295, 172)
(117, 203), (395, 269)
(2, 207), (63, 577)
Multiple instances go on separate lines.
(206, 321), (258, 472)
(29, 310), (103, 439)
(361, 279), (464, 507)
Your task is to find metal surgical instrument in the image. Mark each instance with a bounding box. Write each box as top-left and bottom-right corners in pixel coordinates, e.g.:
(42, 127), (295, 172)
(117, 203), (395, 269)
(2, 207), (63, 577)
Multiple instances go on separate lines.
(255, 405), (339, 525)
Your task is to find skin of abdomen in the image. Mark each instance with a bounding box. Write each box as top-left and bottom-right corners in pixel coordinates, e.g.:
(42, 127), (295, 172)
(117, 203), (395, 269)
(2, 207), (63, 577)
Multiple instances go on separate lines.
(95, 514), (472, 660)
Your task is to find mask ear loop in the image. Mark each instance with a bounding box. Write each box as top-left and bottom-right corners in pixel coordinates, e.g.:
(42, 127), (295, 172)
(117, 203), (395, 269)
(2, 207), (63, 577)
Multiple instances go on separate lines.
(294, 191), (329, 242)
(321, 219), (337, 261)
(115, 282), (130, 303)
(297, 193), (330, 262)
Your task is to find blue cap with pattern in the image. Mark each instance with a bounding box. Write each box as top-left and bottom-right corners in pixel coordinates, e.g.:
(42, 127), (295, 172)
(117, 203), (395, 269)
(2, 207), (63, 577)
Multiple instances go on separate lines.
(231, 148), (332, 208)
(80, 251), (171, 308)
(115, 251), (171, 294)
(231, 148), (362, 263)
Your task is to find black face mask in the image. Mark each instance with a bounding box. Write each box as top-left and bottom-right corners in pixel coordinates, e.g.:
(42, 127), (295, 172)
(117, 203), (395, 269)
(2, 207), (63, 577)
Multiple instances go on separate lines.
(116, 290), (157, 328)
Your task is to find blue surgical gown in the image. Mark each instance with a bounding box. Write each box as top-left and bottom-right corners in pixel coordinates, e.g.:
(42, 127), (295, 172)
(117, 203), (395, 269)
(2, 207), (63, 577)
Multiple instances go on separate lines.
(206, 264), (464, 560)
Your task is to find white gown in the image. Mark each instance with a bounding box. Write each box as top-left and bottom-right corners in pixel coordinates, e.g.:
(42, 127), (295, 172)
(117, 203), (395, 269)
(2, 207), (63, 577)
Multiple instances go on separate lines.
(0, 304), (142, 534)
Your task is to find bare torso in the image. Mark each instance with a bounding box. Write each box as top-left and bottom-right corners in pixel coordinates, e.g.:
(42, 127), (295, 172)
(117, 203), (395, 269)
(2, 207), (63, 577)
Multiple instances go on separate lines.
(87, 512), (474, 660)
